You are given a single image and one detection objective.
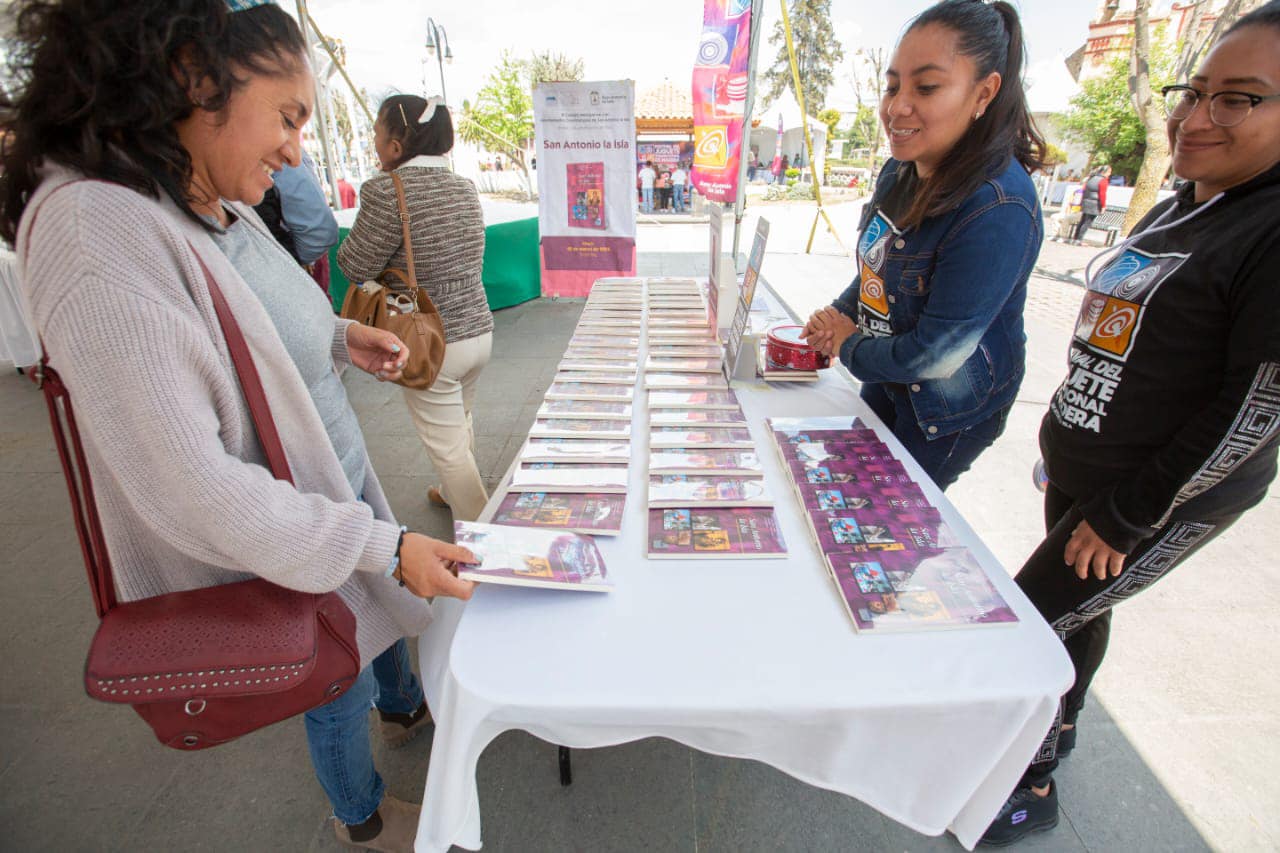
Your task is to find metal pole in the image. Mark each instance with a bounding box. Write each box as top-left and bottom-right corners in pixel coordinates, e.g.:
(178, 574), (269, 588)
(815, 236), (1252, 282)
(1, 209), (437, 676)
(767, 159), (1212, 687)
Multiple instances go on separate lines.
(731, 0), (766, 269)
(295, 0), (341, 207)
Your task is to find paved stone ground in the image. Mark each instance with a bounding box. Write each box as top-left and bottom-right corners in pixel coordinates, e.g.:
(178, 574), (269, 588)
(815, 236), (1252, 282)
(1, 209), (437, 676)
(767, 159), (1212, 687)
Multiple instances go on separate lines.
(0, 202), (1275, 851)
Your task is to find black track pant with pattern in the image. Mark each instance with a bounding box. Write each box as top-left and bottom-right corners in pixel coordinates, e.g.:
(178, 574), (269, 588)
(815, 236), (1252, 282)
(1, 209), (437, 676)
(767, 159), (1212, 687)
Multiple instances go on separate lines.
(1015, 481), (1241, 788)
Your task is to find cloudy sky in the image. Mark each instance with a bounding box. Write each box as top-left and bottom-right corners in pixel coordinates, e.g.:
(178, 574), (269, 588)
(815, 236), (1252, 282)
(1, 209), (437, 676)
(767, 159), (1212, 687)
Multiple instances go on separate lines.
(300, 0), (1150, 116)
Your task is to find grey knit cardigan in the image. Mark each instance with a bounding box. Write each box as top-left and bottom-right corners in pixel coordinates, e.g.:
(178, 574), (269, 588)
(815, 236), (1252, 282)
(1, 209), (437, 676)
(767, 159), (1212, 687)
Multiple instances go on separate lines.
(336, 156), (493, 344)
(18, 165), (434, 667)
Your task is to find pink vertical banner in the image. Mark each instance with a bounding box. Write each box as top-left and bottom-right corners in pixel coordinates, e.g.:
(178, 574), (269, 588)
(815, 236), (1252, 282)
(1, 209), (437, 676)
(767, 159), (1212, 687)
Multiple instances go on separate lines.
(691, 0), (753, 204)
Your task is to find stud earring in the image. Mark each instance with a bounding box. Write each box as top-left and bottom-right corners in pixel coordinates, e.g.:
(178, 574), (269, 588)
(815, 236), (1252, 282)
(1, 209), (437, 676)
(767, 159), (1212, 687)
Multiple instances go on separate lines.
(974, 111), (983, 120)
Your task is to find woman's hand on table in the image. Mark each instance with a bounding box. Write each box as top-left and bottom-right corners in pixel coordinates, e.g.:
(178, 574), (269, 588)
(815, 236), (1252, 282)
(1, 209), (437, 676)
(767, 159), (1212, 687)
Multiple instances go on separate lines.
(1063, 519), (1126, 580)
(347, 322), (408, 382)
(397, 533), (477, 600)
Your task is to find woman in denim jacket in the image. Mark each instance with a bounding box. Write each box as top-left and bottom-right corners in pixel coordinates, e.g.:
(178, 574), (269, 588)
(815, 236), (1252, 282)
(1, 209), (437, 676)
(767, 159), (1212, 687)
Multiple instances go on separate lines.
(805, 0), (1045, 489)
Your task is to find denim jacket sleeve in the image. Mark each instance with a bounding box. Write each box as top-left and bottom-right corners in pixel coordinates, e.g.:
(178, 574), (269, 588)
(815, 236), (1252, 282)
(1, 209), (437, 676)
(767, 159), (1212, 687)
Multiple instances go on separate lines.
(837, 194), (1039, 383)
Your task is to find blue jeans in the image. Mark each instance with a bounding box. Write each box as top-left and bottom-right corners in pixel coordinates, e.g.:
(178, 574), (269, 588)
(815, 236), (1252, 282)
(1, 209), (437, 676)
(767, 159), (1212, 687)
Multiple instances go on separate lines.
(860, 382), (1010, 490)
(304, 638), (425, 824)
(641, 187), (653, 213)
(673, 185), (685, 212)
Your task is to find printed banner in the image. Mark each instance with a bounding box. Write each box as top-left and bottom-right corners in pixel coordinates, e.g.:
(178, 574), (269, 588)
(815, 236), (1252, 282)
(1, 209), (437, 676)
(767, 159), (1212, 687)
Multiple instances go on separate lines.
(534, 81), (638, 296)
(691, 0), (754, 203)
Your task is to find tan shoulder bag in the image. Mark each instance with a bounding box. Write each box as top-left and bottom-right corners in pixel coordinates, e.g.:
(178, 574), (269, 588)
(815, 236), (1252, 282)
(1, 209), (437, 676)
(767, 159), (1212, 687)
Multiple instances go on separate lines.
(339, 172), (447, 390)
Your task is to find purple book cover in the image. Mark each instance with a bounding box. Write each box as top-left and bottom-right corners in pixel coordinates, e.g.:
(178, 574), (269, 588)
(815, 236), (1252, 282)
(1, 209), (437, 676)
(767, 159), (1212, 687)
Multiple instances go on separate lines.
(791, 457), (915, 487)
(650, 428), (753, 448)
(538, 399), (633, 419)
(648, 475), (772, 507)
(649, 448), (762, 474)
(647, 507), (787, 558)
(826, 548), (1017, 631)
(645, 358), (723, 374)
(789, 441), (896, 466)
(813, 507), (961, 553)
(493, 492), (626, 536)
(800, 481), (933, 513)
(454, 521), (612, 591)
(649, 408), (747, 427)
(546, 382), (633, 400)
(647, 389), (740, 410)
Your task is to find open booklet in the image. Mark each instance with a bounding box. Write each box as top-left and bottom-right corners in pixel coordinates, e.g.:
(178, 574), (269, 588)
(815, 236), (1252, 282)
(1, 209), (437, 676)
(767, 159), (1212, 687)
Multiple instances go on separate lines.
(453, 521), (612, 591)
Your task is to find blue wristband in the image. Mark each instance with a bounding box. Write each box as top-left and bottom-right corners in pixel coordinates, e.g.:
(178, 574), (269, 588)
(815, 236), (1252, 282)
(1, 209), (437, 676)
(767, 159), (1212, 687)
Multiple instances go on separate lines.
(384, 525), (408, 577)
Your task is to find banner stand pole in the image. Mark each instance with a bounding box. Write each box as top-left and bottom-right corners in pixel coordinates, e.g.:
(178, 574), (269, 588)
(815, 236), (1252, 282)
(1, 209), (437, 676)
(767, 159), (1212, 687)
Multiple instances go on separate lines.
(731, 0), (767, 271)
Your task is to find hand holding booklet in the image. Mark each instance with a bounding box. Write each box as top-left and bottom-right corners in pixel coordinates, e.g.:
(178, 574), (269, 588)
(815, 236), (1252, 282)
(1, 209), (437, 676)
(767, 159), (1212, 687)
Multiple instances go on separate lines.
(453, 521), (613, 592)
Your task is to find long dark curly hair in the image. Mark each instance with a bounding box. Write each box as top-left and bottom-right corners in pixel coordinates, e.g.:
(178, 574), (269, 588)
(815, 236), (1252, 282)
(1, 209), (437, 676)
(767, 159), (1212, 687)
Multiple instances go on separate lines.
(0, 0), (307, 245)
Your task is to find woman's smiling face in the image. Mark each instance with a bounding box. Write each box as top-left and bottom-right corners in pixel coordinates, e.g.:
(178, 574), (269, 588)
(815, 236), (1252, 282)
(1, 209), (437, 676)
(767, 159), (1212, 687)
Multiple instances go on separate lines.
(880, 22), (1001, 178)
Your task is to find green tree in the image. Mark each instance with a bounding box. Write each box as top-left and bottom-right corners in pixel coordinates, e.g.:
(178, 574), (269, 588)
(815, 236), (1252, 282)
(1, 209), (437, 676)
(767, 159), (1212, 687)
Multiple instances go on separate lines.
(1059, 51), (1168, 183)
(522, 51), (585, 87)
(458, 50), (535, 197)
(760, 0), (845, 113)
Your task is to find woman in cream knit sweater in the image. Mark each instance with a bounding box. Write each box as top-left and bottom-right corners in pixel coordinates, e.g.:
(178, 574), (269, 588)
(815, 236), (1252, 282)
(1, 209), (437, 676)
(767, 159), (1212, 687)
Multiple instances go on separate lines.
(1, 2), (470, 850)
(338, 96), (494, 522)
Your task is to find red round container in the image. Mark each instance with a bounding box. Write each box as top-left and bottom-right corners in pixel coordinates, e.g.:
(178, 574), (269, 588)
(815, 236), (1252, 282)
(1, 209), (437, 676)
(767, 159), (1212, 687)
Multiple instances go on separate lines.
(766, 324), (831, 370)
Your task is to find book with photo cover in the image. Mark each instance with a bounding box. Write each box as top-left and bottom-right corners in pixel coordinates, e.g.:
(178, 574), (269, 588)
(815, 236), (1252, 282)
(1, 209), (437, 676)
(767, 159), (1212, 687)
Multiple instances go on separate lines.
(647, 474), (772, 508)
(571, 335), (641, 348)
(645, 358), (723, 374)
(649, 408), (747, 427)
(649, 343), (724, 358)
(791, 458), (916, 487)
(559, 360), (637, 373)
(647, 507), (787, 559)
(826, 547), (1017, 632)
(537, 399), (633, 420)
(563, 348), (638, 362)
(530, 418), (632, 440)
(648, 329), (714, 340)
(812, 507), (961, 553)
(648, 389), (741, 410)
(789, 440), (898, 467)
(546, 381), (634, 401)
(757, 346), (818, 382)
(767, 416), (868, 438)
(798, 480), (933, 513)
(644, 372), (729, 390)
(493, 492), (626, 536)
(649, 448), (762, 475)
(453, 521), (612, 591)
(649, 427), (754, 448)
(553, 370), (637, 385)
(510, 462), (629, 493)
(522, 438), (632, 464)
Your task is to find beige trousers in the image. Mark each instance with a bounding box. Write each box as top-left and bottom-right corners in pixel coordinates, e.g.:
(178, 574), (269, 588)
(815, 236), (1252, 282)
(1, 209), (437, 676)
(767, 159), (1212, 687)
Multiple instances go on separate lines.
(400, 332), (493, 522)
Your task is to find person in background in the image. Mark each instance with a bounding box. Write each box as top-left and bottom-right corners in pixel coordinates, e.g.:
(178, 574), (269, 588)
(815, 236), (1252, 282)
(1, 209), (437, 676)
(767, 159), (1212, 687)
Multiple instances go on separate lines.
(980, 6), (1280, 844)
(655, 167), (671, 211)
(0, 2), (476, 850)
(803, 0), (1044, 490)
(255, 149), (339, 293)
(337, 174), (357, 210)
(638, 159), (656, 213)
(672, 163), (688, 212)
(337, 95), (494, 523)
(1070, 163), (1110, 244)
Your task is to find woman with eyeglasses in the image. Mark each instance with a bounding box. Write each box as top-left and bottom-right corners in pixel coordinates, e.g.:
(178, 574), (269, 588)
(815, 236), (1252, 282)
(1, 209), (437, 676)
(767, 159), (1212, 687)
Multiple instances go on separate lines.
(980, 4), (1280, 845)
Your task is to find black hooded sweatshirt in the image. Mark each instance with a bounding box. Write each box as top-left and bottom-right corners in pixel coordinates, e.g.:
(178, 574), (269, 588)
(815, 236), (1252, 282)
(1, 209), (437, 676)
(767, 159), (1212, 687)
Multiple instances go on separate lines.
(1040, 161), (1280, 552)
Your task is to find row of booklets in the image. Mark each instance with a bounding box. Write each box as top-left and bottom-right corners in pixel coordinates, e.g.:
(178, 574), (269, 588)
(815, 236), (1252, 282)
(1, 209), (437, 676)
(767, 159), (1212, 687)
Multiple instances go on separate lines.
(765, 416), (1018, 632)
(636, 279), (790, 561)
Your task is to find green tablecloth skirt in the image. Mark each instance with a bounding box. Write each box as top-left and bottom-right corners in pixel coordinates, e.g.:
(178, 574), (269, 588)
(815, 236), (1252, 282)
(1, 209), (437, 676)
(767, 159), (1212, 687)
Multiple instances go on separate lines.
(327, 216), (542, 314)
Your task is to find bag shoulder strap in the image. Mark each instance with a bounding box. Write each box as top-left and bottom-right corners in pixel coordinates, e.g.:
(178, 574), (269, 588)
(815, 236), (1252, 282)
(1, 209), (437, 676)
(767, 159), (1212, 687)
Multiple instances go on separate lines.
(389, 171), (417, 289)
(27, 183), (297, 616)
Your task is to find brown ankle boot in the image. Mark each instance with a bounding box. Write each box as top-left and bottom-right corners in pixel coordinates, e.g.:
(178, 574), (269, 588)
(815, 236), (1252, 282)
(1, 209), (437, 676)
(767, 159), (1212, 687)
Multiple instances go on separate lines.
(378, 701), (432, 749)
(427, 486), (449, 508)
(333, 794), (420, 853)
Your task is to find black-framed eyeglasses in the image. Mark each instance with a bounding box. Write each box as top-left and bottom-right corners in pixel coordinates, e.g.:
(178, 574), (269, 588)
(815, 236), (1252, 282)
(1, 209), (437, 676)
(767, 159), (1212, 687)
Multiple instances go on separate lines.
(1161, 84), (1280, 127)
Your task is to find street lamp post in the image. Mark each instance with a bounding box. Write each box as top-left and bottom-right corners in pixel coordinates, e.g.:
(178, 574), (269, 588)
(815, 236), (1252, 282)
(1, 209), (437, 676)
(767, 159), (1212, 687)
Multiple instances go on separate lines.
(424, 17), (452, 106)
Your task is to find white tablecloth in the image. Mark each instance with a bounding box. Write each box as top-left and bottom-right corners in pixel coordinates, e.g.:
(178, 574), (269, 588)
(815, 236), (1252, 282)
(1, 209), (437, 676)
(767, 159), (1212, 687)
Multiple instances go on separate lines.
(416, 283), (1072, 851)
(0, 250), (39, 368)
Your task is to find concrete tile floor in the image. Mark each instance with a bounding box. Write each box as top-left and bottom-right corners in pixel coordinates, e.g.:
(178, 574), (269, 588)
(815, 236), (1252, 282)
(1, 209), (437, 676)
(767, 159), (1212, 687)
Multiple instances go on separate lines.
(1, 226), (1274, 850)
